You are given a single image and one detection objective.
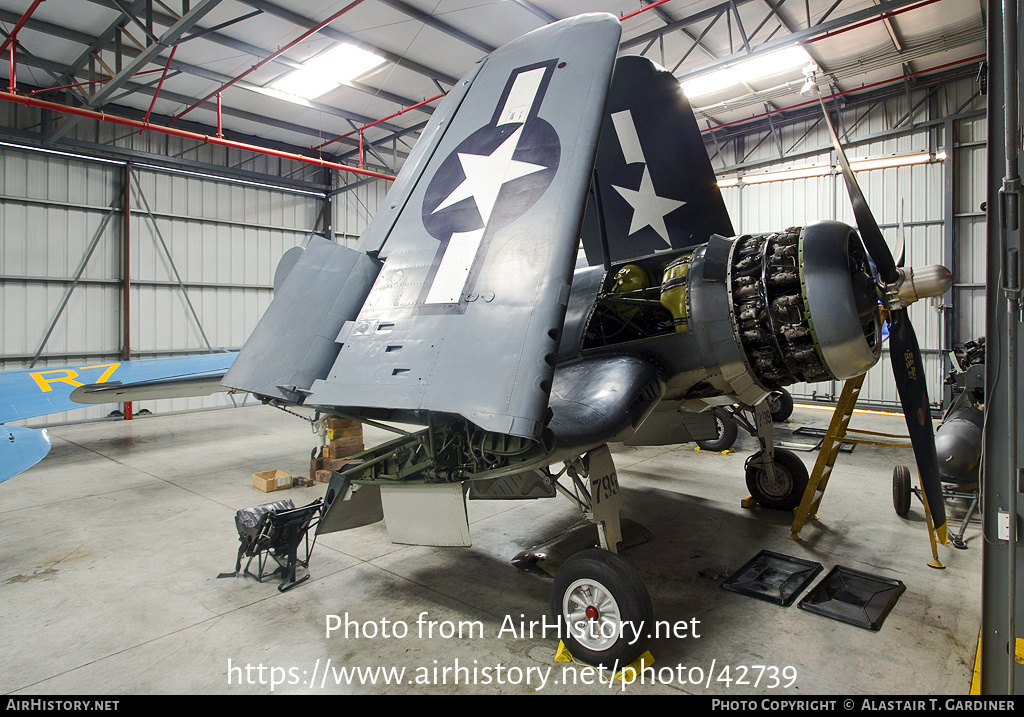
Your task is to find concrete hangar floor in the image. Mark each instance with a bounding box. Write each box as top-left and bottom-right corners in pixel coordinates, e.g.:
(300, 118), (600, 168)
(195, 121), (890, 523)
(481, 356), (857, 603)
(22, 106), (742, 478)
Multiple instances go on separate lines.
(1, 401), (980, 695)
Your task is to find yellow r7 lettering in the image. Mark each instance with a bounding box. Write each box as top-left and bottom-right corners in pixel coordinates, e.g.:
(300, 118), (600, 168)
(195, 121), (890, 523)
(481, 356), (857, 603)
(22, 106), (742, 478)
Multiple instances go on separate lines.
(29, 369), (83, 392)
(80, 363), (120, 384)
(30, 363), (121, 393)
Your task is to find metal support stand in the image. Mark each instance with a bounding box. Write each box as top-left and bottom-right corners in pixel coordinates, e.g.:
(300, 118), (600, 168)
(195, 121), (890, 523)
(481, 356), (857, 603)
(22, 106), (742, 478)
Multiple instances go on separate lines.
(789, 374), (865, 540)
(788, 374), (946, 568)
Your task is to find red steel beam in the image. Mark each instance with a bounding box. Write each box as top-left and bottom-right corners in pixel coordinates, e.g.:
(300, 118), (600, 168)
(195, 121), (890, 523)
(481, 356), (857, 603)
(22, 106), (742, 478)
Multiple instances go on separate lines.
(121, 164), (132, 421)
(0, 0), (46, 58)
(311, 92), (444, 152)
(173, 0), (368, 121)
(620, 0), (674, 23)
(0, 89), (396, 181)
(142, 45), (177, 128)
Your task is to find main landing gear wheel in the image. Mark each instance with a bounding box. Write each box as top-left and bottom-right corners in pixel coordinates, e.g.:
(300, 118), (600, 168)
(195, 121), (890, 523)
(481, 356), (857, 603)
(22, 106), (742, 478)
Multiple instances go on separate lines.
(892, 465), (912, 517)
(696, 409), (738, 451)
(552, 548), (653, 668)
(744, 448), (809, 511)
(768, 389), (794, 422)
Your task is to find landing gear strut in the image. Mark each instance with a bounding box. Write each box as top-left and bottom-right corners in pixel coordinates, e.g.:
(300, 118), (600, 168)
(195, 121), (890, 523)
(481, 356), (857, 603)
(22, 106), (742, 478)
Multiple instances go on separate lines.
(738, 398), (809, 511)
(544, 445), (653, 667)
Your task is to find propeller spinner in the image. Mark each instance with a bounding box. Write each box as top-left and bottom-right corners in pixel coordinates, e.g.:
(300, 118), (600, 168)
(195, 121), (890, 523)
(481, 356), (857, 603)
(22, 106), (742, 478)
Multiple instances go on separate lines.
(817, 94), (953, 545)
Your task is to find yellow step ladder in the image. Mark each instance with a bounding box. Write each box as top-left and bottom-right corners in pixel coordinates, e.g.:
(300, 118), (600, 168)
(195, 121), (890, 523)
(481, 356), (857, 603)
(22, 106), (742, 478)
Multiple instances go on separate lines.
(787, 373), (944, 567)
(789, 374), (865, 540)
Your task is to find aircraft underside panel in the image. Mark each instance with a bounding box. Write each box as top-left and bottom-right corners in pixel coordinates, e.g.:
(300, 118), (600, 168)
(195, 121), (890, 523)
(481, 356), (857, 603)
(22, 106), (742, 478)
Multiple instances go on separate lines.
(308, 14), (623, 440)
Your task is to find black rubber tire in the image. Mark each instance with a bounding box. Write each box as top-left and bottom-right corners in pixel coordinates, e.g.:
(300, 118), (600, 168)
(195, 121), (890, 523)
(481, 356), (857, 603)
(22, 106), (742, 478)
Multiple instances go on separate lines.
(696, 410), (739, 451)
(551, 549), (653, 668)
(893, 465), (912, 517)
(768, 389), (794, 422)
(744, 448), (809, 511)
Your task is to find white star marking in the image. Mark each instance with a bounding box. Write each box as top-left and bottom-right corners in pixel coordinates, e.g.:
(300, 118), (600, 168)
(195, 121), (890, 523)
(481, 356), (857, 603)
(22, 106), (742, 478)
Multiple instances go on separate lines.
(432, 126), (546, 226)
(612, 166), (685, 246)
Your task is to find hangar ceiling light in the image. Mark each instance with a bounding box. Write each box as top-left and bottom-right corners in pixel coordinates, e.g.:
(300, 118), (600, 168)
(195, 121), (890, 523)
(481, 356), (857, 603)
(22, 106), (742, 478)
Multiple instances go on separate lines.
(681, 46), (813, 99)
(270, 43), (386, 101)
(719, 151), (946, 186)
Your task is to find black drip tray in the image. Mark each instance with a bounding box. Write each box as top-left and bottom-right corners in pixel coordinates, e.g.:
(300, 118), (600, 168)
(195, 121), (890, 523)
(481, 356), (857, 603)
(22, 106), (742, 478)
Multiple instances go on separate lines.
(721, 550), (824, 606)
(798, 565), (906, 630)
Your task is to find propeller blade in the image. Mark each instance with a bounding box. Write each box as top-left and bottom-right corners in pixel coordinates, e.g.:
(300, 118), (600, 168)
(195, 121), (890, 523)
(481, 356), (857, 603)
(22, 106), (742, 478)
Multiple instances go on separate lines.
(888, 307), (948, 545)
(818, 97), (899, 285)
(896, 201), (906, 268)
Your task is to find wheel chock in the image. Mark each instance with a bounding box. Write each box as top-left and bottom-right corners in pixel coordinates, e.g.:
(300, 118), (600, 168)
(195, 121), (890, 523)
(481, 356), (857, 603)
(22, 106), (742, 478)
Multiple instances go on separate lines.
(740, 495), (757, 509)
(553, 642), (656, 681)
(554, 641), (574, 662)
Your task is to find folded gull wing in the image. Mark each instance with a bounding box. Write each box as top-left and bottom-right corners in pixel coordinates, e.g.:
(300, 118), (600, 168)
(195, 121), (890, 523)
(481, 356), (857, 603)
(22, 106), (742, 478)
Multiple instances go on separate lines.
(304, 14), (623, 439)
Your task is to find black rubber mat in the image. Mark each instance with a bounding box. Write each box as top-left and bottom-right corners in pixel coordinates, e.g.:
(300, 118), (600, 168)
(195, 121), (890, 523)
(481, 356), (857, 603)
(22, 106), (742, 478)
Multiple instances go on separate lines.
(721, 550), (824, 606)
(798, 565), (906, 630)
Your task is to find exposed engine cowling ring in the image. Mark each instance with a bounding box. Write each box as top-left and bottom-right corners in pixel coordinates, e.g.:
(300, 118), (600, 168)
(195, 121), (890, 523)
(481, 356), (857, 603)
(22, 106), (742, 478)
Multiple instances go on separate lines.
(686, 220), (882, 404)
(798, 220), (883, 381)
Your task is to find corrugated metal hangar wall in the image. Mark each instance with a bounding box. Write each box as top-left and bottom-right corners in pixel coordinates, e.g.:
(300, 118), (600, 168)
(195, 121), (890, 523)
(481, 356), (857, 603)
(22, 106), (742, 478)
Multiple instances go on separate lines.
(0, 97), (390, 427)
(0, 69), (987, 425)
(713, 71), (986, 411)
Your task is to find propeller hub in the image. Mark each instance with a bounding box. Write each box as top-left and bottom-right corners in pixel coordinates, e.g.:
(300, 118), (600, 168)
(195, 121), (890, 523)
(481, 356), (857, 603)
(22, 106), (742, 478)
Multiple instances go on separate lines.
(892, 265), (954, 306)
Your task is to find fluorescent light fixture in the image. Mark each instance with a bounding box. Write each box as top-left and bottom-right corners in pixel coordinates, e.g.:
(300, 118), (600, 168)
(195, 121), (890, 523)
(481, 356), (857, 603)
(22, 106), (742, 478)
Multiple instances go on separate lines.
(270, 43), (386, 100)
(682, 45), (812, 99)
(681, 68), (740, 99)
(735, 46), (812, 83)
(849, 152), (933, 171)
(742, 164), (831, 184)
(719, 151), (945, 186)
(0, 140), (126, 166)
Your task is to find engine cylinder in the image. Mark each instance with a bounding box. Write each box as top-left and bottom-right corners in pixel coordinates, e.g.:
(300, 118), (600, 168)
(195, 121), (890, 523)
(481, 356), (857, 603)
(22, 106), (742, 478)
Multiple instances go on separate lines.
(722, 221), (882, 391)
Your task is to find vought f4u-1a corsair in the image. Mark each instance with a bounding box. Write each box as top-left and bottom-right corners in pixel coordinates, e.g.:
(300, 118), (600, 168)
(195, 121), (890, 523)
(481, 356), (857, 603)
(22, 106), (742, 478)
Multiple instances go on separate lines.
(222, 13), (952, 667)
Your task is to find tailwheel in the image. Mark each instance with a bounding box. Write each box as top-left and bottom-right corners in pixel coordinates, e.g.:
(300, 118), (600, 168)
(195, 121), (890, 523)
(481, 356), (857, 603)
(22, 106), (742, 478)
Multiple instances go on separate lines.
(744, 448), (809, 511)
(551, 548), (653, 668)
(892, 465), (912, 517)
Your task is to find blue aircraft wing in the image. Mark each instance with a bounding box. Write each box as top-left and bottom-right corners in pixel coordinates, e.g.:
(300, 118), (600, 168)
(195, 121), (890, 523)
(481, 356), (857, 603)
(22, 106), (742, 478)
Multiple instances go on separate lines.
(0, 352), (237, 483)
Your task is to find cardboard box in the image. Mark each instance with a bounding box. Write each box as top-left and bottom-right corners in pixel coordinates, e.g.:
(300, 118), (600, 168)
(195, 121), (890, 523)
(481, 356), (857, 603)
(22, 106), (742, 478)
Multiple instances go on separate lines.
(327, 424), (363, 440)
(311, 456), (360, 482)
(325, 437), (364, 459)
(252, 469), (292, 492)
